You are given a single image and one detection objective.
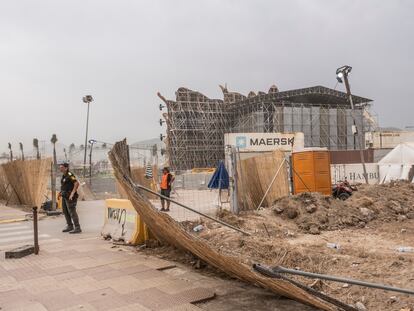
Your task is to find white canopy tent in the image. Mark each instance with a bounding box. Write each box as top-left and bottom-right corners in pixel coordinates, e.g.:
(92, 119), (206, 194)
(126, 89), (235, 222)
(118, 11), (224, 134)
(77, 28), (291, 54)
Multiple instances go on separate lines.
(378, 142), (414, 183)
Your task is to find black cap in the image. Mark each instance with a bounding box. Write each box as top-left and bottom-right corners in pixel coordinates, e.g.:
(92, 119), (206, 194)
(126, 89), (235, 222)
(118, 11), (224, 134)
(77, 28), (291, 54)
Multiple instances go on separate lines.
(59, 162), (69, 168)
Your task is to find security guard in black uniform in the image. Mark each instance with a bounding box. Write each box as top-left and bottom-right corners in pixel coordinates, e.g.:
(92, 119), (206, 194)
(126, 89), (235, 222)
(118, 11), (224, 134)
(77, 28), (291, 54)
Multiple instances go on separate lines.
(58, 163), (81, 233)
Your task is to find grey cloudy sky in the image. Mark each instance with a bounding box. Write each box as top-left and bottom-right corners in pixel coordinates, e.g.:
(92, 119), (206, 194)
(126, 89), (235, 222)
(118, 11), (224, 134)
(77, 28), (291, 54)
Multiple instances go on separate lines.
(0, 0), (413, 153)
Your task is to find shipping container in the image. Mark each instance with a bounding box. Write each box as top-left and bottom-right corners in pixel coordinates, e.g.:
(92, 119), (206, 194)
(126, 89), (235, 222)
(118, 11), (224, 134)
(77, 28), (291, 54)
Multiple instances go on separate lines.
(292, 150), (331, 195)
(224, 132), (304, 152)
(329, 149), (374, 164)
(331, 163), (379, 185)
(366, 131), (414, 149)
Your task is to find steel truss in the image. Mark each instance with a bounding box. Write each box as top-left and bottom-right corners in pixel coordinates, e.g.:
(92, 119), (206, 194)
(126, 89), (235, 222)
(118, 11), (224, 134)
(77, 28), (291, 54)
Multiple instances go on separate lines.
(160, 85), (372, 170)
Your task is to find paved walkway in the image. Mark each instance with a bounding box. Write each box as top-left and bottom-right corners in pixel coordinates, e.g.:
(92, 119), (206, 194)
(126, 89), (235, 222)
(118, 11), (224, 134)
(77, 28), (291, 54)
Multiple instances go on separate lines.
(0, 222), (60, 251)
(0, 205), (30, 224)
(0, 202), (315, 311)
(0, 237), (214, 311)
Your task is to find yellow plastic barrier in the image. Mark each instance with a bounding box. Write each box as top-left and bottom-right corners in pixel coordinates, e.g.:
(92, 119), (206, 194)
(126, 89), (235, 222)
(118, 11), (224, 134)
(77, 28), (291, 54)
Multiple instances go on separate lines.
(57, 195), (62, 209)
(101, 199), (152, 245)
(191, 167), (215, 173)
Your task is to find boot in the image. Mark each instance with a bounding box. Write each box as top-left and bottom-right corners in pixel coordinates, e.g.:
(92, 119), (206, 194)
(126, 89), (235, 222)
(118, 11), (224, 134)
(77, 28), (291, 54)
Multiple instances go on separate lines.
(69, 227), (82, 234)
(62, 226), (74, 233)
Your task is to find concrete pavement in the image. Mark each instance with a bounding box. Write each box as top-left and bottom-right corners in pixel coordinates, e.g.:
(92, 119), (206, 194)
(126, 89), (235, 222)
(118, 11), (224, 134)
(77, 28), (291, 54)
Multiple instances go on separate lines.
(0, 201), (215, 310)
(0, 205), (30, 224)
(0, 202), (316, 311)
(0, 201), (105, 252)
(0, 236), (215, 310)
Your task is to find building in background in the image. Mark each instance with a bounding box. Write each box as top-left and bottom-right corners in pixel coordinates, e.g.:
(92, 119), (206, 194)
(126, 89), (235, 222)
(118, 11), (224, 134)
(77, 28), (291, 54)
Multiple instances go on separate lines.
(159, 85), (373, 171)
(366, 129), (414, 149)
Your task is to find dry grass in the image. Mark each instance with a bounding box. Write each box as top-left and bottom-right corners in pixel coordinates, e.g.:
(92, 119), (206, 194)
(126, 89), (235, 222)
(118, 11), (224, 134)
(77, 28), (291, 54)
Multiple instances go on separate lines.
(0, 158), (51, 207)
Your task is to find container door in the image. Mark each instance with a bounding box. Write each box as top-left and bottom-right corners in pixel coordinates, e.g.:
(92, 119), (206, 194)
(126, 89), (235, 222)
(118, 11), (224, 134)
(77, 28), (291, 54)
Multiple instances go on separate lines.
(313, 151), (331, 195)
(292, 152), (315, 194)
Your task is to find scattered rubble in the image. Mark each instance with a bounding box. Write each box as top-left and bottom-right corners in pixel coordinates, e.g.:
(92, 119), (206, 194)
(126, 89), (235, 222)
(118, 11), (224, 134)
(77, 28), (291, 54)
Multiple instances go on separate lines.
(271, 181), (414, 234)
(201, 182), (414, 310)
(142, 181), (414, 310)
(355, 301), (367, 311)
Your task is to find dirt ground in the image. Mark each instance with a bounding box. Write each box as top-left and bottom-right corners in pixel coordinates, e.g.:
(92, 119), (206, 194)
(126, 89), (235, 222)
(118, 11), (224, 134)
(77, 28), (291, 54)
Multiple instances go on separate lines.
(272, 181), (414, 234)
(142, 182), (414, 310)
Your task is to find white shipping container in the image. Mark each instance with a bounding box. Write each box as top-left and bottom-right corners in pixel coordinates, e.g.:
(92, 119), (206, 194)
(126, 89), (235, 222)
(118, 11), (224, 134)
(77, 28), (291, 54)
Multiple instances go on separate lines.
(366, 131), (414, 149)
(224, 132), (304, 152)
(331, 163), (379, 185)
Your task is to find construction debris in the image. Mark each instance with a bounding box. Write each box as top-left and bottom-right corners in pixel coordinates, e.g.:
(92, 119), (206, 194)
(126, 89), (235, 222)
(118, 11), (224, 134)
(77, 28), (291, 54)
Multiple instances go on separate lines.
(109, 140), (334, 311)
(271, 181), (414, 233)
(110, 140), (414, 310)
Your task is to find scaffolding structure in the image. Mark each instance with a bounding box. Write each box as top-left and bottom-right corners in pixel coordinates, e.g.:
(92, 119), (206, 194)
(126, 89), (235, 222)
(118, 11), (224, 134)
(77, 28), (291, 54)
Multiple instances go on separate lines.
(159, 85), (372, 171)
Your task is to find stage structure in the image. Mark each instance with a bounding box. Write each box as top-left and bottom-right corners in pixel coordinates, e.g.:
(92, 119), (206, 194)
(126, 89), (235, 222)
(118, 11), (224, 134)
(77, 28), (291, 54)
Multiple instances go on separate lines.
(158, 85), (373, 171)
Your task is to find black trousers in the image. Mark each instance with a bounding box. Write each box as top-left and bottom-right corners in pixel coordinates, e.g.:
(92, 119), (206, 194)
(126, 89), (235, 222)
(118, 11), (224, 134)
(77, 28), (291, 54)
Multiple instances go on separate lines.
(160, 189), (171, 202)
(62, 197), (80, 228)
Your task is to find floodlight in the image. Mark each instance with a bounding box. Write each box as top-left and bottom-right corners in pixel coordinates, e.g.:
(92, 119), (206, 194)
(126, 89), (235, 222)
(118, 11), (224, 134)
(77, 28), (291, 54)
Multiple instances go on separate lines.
(336, 72), (344, 83)
(82, 95), (93, 103)
(336, 65), (352, 83)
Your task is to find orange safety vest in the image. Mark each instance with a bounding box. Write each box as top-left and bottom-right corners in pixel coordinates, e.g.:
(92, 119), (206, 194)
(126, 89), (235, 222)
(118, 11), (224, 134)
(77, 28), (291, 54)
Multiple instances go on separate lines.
(161, 173), (170, 190)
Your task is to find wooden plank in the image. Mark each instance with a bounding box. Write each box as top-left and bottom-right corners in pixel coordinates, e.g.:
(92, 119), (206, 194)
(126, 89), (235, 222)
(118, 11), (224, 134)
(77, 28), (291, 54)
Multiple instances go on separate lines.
(237, 151), (289, 209)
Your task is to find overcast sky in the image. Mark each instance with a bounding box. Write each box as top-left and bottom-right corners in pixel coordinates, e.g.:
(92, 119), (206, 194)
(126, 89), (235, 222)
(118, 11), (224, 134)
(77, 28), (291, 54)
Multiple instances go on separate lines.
(0, 0), (413, 154)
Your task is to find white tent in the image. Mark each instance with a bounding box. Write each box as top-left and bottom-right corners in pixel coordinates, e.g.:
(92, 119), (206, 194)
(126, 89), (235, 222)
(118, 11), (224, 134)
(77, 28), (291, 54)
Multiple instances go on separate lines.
(378, 142), (414, 183)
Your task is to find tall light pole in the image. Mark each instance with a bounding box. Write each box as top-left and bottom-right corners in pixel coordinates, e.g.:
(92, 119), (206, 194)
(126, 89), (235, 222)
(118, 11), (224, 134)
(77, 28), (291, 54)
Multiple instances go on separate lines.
(82, 95), (93, 178)
(88, 139), (97, 184)
(51, 134), (58, 211)
(336, 65), (369, 184)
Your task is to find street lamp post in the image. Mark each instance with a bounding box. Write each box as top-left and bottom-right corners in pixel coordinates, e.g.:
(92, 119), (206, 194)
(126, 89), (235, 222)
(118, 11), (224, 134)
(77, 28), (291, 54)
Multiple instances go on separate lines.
(336, 66), (369, 184)
(50, 134), (58, 211)
(82, 95), (93, 178)
(88, 139), (97, 184)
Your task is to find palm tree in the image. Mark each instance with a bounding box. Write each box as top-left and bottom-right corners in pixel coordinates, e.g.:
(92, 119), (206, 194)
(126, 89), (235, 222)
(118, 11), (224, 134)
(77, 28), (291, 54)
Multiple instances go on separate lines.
(19, 142), (24, 160)
(33, 138), (40, 159)
(8, 143), (13, 161)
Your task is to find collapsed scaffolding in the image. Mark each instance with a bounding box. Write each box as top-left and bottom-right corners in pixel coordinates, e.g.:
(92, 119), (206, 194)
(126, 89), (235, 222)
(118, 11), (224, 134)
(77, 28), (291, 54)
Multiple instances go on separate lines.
(158, 85), (373, 171)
